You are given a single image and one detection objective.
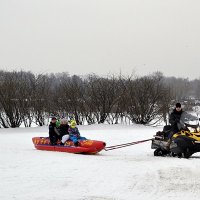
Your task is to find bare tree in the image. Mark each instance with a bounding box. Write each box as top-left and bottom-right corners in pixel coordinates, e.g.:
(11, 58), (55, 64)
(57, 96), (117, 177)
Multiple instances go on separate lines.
(85, 74), (123, 124)
(125, 73), (170, 124)
(30, 74), (52, 126)
(0, 71), (23, 127)
(164, 77), (191, 101)
(57, 75), (85, 124)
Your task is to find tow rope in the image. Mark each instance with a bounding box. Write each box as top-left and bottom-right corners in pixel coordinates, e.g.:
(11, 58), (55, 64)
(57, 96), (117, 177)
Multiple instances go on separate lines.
(104, 138), (153, 151)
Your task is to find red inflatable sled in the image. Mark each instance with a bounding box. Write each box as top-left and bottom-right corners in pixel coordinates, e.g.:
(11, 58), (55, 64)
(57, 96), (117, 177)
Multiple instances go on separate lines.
(32, 137), (106, 154)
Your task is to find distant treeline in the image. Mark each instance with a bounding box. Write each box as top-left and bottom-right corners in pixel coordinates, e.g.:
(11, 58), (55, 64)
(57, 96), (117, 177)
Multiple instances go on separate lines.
(0, 70), (199, 128)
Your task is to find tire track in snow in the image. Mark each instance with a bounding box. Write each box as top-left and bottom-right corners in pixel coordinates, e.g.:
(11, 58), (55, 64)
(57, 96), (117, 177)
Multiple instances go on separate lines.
(123, 154), (200, 200)
(129, 168), (160, 199)
(150, 163), (200, 200)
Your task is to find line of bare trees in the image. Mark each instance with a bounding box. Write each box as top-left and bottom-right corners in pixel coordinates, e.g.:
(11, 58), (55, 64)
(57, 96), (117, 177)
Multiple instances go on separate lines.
(0, 70), (199, 128)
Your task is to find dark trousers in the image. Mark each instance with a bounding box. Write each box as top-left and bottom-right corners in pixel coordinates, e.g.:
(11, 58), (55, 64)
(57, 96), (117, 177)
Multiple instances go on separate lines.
(167, 123), (179, 139)
(49, 135), (59, 145)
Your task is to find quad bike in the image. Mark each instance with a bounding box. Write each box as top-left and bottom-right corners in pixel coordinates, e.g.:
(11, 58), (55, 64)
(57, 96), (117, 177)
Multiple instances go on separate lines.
(151, 123), (200, 158)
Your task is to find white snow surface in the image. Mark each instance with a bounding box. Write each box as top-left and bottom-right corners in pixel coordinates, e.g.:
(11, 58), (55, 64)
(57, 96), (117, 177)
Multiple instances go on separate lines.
(1, 124), (200, 200)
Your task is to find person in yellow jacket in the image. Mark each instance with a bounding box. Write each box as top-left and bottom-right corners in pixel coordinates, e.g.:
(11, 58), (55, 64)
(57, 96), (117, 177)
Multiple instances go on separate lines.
(68, 120), (87, 146)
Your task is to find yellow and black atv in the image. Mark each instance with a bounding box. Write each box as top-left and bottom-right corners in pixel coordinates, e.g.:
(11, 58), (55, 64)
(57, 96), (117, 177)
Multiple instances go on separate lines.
(151, 123), (200, 158)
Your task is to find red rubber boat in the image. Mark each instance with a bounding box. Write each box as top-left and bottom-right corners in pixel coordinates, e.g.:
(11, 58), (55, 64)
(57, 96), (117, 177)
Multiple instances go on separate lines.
(32, 137), (106, 154)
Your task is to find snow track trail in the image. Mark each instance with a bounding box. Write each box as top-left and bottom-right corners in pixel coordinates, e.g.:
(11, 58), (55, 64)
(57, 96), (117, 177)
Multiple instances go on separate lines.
(1, 125), (200, 200)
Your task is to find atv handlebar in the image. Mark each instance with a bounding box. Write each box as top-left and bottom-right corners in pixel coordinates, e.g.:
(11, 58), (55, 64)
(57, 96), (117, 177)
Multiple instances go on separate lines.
(184, 122), (199, 129)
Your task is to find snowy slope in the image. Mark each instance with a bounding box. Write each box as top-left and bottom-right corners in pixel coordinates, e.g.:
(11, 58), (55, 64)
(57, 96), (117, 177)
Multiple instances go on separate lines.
(1, 124), (200, 200)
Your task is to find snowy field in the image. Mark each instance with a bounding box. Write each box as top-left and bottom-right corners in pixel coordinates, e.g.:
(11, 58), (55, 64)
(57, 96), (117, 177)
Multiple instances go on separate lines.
(1, 124), (200, 200)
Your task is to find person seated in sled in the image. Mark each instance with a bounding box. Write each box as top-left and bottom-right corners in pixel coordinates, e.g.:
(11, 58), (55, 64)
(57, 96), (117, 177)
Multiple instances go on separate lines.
(68, 120), (87, 146)
(49, 117), (60, 145)
(59, 118), (70, 145)
(166, 103), (199, 148)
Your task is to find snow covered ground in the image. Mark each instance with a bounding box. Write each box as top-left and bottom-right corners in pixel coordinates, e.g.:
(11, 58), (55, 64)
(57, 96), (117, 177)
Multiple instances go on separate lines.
(1, 124), (200, 200)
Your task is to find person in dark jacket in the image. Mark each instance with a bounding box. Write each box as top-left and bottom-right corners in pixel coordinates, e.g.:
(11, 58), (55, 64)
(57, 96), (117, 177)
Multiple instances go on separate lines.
(59, 119), (70, 145)
(169, 103), (183, 134)
(166, 103), (199, 149)
(169, 102), (199, 135)
(49, 117), (60, 145)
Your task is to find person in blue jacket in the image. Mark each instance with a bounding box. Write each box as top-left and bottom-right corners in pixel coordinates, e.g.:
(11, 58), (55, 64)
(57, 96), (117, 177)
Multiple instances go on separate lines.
(68, 120), (86, 146)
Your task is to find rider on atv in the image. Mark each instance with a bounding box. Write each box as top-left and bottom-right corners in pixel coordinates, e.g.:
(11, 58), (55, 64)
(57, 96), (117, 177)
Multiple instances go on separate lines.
(168, 103), (199, 140)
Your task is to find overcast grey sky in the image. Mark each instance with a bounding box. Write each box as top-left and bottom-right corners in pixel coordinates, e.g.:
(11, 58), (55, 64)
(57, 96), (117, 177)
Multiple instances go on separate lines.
(0, 0), (200, 79)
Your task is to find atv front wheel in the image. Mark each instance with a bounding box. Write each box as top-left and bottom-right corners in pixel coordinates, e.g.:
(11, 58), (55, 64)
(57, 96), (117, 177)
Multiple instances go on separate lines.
(154, 148), (164, 156)
(183, 148), (192, 159)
